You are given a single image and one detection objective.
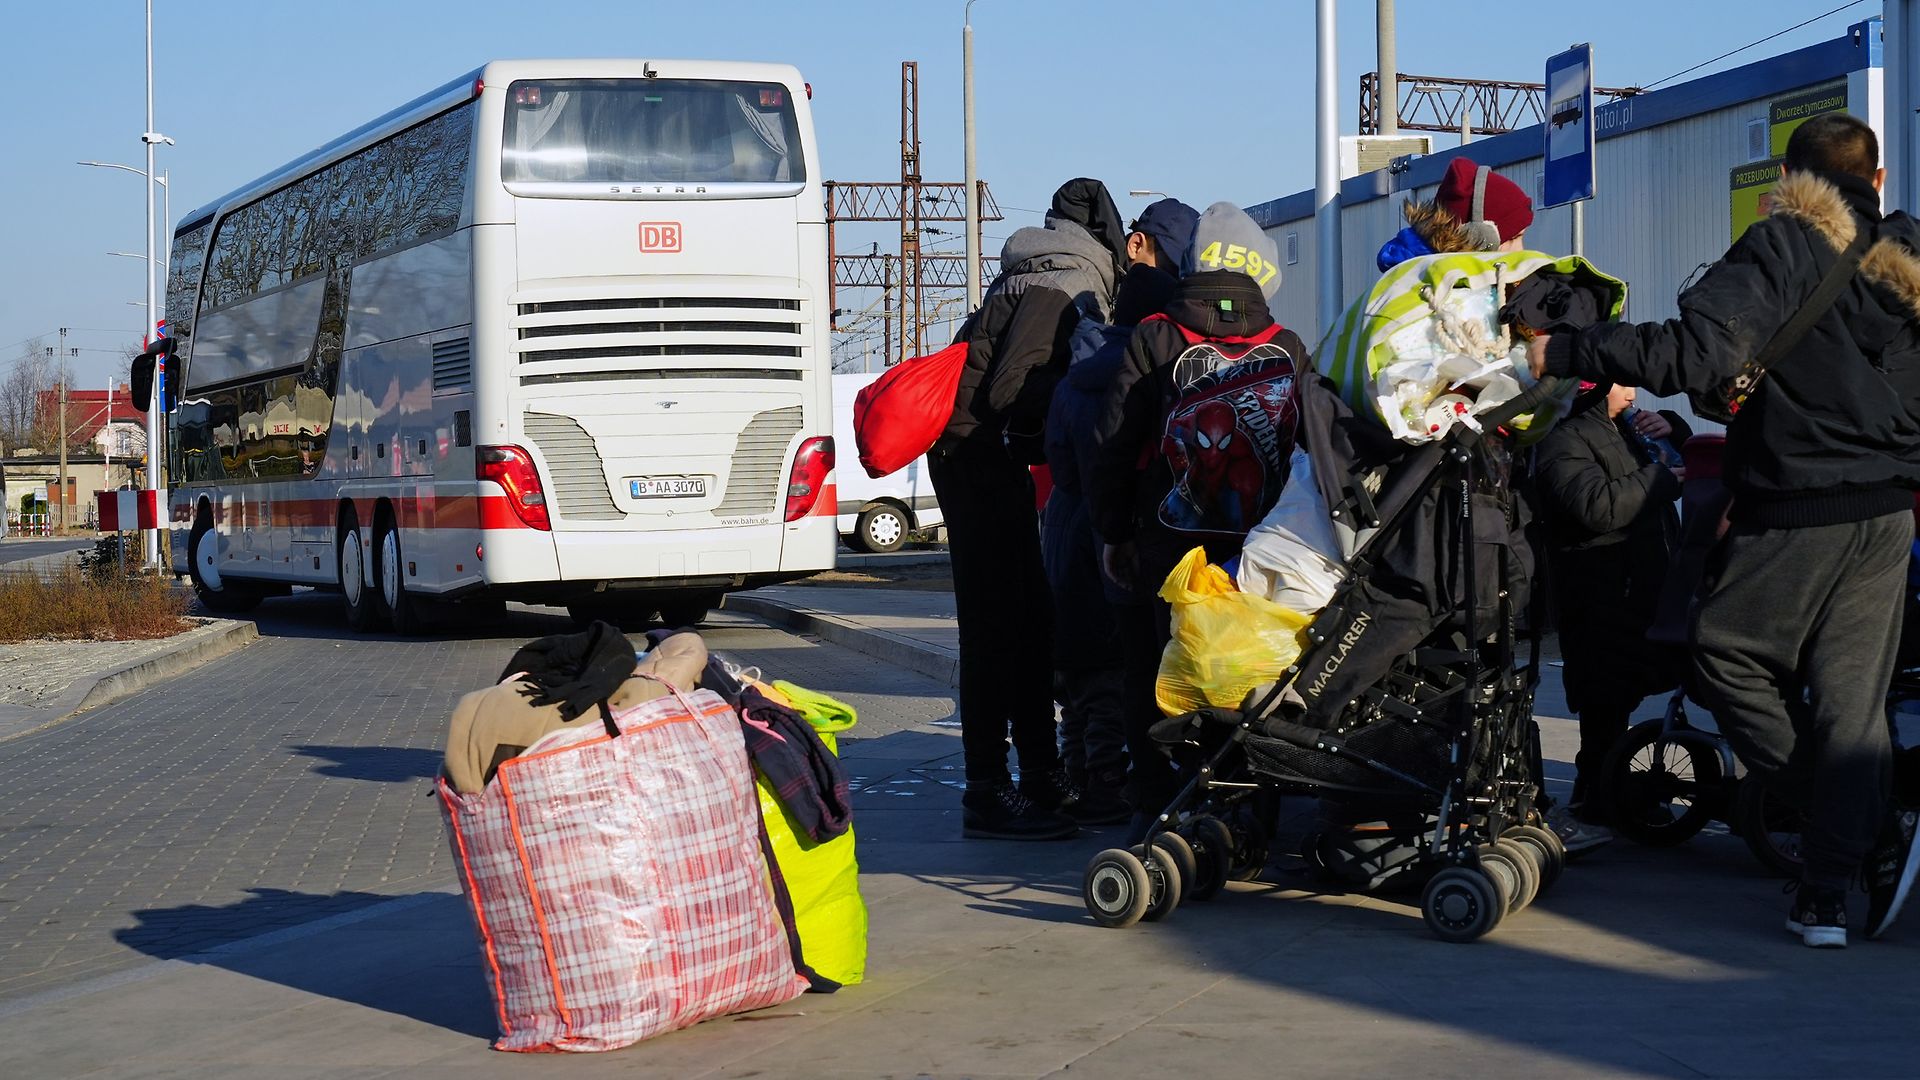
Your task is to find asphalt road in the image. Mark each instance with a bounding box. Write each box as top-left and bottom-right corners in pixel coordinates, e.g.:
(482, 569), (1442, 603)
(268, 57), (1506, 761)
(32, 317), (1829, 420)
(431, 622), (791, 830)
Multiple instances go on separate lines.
(0, 538), (91, 565)
(0, 592), (953, 1003)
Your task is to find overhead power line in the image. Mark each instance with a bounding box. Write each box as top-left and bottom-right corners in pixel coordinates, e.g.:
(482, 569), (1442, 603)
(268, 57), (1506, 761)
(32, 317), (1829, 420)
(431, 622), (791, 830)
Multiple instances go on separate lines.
(1642, 0), (1868, 91)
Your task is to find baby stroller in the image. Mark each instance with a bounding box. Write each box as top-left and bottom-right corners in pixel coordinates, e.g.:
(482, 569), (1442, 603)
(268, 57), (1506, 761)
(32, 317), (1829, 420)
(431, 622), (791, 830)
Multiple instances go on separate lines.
(1603, 438), (1920, 873)
(1081, 362), (1572, 944)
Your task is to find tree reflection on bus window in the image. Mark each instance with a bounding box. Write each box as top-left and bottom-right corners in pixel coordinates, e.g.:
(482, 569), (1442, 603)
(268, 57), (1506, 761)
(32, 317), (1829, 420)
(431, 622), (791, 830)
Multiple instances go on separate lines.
(181, 100), (474, 485)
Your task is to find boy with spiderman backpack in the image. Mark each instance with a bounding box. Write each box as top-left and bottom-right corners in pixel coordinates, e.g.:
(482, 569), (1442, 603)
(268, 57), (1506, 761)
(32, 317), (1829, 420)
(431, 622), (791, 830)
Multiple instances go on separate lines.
(1088, 202), (1307, 823)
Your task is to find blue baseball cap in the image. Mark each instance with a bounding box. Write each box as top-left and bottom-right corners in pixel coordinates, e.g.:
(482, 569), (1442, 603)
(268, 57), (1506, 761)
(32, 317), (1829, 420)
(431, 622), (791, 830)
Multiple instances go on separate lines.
(1128, 198), (1199, 269)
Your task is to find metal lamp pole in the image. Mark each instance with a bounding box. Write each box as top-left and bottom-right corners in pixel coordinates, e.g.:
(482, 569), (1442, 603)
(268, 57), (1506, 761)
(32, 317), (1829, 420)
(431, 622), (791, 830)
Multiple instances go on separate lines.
(141, 0), (173, 568)
(962, 0), (982, 310)
(1314, 0), (1344, 337)
(81, 168), (170, 285)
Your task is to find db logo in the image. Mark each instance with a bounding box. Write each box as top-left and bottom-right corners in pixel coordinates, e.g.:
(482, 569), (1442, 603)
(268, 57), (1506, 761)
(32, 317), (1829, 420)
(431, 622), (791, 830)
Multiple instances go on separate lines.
(638, 222), (682, 253)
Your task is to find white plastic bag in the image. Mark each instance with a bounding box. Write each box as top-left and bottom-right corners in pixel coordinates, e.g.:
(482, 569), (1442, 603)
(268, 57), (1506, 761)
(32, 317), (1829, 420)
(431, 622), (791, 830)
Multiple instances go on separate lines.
(1236, 448), (1346, 615)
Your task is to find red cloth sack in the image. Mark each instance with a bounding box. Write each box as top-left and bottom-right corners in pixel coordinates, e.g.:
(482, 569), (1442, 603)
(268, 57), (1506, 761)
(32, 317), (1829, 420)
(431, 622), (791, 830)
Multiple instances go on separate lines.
(852, 341), (968, 478)
(439, 681), (808, 1053)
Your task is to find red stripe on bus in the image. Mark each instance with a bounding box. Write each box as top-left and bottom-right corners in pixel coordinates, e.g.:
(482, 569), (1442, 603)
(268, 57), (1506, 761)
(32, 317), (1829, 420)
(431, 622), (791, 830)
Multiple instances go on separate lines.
(189, 494), (538, 531)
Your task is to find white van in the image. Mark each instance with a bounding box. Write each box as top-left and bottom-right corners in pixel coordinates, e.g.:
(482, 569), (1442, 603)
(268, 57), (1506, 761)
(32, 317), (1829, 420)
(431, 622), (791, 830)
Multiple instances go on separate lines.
(831, 372), (943, 552)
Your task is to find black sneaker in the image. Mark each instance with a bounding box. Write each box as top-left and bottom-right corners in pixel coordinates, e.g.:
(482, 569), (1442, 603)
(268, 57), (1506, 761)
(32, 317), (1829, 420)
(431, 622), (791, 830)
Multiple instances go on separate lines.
(1865, 808), (1920, 940)
(1019, 765), (1079, 812)
(962, 782), (1077, 840)
(1785, 881), (1848, 949)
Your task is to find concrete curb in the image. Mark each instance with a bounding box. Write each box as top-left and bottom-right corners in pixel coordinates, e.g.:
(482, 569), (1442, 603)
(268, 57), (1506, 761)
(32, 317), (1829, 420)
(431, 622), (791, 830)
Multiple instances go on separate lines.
(0, 618), (259, 744)
(724, 594), (959, 688)
(834, 550), (950, 570)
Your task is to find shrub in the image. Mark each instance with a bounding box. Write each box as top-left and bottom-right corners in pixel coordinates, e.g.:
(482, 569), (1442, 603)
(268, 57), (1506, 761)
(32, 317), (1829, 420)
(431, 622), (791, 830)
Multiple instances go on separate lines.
(76, 534), (131, 584)
(0, 565), (192, 642)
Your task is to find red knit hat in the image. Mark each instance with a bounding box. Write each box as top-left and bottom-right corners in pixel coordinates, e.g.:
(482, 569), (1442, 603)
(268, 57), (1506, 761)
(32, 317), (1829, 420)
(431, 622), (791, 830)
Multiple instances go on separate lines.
(1436, 158), (1534, 246)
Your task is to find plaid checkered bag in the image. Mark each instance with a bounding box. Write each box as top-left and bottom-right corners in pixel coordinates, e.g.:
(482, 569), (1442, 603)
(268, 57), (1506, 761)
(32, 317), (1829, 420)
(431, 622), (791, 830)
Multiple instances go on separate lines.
(438, 680), (809, 1052)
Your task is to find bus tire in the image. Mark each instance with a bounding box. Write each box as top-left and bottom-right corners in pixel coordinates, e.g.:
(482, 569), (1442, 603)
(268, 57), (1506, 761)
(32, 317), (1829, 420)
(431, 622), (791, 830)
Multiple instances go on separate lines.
(187, 506), (261, 614)
(339, 508), (386, 632)
(375, 510), (423, 636)
(656, 588), (723, 630)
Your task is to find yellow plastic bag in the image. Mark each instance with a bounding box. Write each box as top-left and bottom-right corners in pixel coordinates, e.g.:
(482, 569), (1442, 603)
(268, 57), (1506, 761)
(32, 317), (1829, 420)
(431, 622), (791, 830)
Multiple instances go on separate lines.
(755, 696), (867, 987)
(1155, 546), (1312, 716)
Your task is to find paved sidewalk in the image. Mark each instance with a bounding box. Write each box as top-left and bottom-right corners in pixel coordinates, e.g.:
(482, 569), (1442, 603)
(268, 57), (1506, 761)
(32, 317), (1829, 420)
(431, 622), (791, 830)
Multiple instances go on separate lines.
(6, 589), (1918, 1077)
(4, 713), (1917, 1078)
(728, 586), (961, 687)
(0, 542), (258, 742)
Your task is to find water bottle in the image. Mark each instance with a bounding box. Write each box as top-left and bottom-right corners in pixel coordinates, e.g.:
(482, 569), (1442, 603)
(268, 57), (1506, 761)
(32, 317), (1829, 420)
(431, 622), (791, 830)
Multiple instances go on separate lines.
(1622, 407), (1683, 469)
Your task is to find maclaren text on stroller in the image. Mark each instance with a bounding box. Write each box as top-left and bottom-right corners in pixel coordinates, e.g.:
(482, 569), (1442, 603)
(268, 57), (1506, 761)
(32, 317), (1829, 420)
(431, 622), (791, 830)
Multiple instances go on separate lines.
(1083, 362), (1573, 943)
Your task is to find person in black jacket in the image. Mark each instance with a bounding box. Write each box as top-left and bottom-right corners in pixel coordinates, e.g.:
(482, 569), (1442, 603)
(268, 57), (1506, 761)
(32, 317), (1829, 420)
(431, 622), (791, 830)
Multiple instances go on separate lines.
(1043, 262), (1184, 826)
(932, 178), (1127, 841)
(1089, 202), (1308, 825)
(1535, 382), (1691, 832)
(1528, 113), (1920, 946)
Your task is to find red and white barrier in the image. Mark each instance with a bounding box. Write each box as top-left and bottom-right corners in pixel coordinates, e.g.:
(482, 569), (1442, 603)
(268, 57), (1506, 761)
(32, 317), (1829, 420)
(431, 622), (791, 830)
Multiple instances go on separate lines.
(97, 489), (160, 532)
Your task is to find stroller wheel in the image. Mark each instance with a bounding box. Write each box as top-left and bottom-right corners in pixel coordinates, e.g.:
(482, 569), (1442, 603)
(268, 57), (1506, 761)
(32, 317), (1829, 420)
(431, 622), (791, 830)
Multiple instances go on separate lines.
(1128, 843), (1185, 921)
(1477, 845), (1533, 915)
(1183, 816), (1235, 902)
(1150, 832), (1199, 896)
(1604, 721), (1726, 847)
(1494, 839), (1542, 911)
(1228, 814), (1271, 882)
(1421, 867), (1506, 943)
(1506, 825), (1566, 892)
(1734, 777), (1807, 879)
(1084, 848), (1152, 928)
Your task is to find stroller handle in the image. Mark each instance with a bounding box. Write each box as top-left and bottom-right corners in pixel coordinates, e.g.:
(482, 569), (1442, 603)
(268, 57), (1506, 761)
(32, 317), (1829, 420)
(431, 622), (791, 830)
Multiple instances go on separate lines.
(1478, 374), (1571, 434)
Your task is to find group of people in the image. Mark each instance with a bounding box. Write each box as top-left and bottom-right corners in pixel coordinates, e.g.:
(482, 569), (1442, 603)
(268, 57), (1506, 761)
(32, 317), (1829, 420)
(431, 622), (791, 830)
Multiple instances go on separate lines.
(929, 111), (1920, 949)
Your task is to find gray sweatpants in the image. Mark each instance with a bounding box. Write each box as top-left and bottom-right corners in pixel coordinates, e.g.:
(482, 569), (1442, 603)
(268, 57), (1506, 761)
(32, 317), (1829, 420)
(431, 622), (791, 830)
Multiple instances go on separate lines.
(1690, 511), (1909, 890)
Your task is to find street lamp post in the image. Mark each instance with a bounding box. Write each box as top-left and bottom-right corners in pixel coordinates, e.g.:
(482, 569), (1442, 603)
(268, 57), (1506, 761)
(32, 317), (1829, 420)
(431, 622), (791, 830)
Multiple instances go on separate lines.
(79, 0), (173, 565)
(1314, 0), (1344, 338)
(81, 168), (170, 282)
(963, 0), (982, 311)
(1127, 189), (1168, 199)
(140, 0), (174, 568)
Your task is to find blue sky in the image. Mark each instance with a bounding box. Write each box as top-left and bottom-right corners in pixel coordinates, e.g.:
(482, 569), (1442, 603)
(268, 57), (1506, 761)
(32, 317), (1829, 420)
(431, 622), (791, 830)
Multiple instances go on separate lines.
(0, 0), (1877, 387)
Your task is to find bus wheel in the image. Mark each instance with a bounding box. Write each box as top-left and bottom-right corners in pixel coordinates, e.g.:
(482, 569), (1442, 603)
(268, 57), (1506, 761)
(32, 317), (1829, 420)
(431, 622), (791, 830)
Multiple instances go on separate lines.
(188, 508), (260, 614)
(339, 509), (386, 632)
(656, 589), (723, 630)
(376, 513), (424, 636)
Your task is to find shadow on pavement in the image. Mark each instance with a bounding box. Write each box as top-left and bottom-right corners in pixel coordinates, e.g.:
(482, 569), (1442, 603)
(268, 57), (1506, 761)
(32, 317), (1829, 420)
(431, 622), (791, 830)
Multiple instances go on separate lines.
(116, 887), (405, 959)
(290, 744), (441, 782)
(838, 725), (1917, 1077)
(115, 887), (495, 1039)
(213, 590), (566, 644)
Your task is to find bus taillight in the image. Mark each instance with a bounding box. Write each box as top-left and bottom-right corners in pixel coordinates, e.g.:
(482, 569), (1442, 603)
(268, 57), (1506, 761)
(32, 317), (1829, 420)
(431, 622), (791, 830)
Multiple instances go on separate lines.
(477, 445), (552, 531)
(784, 436), (834, 523)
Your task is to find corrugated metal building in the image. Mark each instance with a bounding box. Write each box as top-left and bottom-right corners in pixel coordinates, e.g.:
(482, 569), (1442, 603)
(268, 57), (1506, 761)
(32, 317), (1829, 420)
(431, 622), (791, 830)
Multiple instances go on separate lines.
(1249, 17), (1886, 364)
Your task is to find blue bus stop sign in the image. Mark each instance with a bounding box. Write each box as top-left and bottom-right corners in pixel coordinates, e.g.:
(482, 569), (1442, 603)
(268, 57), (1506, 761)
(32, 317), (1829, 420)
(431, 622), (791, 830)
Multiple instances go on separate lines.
(1543, 44), (1595, 208)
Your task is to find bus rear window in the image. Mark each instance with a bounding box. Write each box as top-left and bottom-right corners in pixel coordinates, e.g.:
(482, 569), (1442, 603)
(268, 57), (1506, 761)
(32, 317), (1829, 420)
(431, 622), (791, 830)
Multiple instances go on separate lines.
(502, 79), (805, 185)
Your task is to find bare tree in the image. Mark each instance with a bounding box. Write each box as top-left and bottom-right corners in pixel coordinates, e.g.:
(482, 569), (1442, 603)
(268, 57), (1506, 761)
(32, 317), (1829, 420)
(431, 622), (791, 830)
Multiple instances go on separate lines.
(0, 340), (58, 452)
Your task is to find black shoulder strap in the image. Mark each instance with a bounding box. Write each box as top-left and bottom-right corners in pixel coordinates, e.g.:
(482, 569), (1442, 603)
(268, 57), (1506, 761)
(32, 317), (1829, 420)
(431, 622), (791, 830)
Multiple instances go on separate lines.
(1753, 227), (1870, 372)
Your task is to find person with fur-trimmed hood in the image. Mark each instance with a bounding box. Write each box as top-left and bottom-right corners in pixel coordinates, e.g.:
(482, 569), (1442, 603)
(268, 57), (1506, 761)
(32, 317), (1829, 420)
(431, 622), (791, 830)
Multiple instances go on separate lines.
(1376, 157), (1535, 270)
(1528, 113), (1920, 948)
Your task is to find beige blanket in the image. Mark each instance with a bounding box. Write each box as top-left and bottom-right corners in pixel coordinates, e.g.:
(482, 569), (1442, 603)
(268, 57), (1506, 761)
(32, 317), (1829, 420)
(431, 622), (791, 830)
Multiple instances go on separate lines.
(442, 632), (709, 794)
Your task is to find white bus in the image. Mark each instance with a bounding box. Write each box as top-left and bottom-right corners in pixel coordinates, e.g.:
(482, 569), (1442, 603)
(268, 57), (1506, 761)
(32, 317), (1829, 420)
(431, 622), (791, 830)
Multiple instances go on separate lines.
(160, 60), (838, 632)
